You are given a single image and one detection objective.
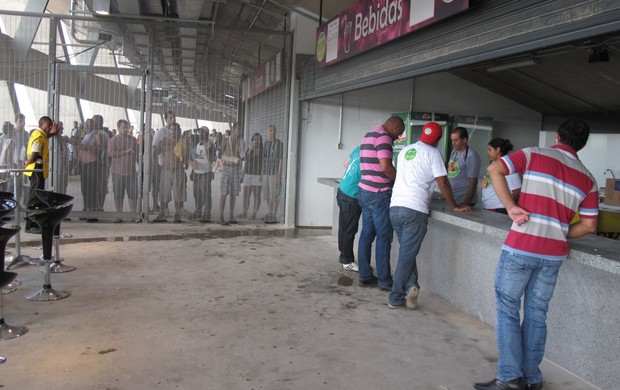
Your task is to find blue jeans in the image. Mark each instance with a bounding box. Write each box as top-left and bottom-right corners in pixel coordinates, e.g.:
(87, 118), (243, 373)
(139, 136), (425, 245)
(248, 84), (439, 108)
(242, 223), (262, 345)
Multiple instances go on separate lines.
(357, 188), (393, 287)
(495, 250), (561, 385)
(388, 206), (428, 306)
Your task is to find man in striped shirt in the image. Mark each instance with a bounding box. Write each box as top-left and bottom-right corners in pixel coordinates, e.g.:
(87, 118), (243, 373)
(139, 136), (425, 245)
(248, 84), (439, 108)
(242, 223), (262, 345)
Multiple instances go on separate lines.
(474, 118), (598, 390)
(357, 116), (405, 290)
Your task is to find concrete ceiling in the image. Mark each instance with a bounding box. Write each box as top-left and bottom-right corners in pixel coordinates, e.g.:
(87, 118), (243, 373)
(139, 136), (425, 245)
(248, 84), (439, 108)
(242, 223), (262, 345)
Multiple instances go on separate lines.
(450, 33), (620, 116)
(44, 0), (357, 119)
(44, 0), (620, 119)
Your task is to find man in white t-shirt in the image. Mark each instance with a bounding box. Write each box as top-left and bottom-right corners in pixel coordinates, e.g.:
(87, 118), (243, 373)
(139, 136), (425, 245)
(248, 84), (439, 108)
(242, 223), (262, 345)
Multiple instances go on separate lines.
(388, 122), (471, 309)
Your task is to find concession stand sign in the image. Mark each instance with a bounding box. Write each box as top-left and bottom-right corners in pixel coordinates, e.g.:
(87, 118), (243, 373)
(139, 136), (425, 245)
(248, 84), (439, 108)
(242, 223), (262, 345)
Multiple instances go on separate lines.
(315, 0), (469, 68)
(243, 50), (283, 101)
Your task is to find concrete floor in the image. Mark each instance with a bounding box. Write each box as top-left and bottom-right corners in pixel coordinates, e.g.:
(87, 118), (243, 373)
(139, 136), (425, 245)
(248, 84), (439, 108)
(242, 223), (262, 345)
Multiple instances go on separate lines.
(0, 220), (600, 389)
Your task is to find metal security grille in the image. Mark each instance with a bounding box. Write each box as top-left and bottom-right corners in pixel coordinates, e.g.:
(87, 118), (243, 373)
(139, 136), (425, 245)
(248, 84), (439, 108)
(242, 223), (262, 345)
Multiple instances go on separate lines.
(0, 7), (292, 224)
(241, 39), (292, 224)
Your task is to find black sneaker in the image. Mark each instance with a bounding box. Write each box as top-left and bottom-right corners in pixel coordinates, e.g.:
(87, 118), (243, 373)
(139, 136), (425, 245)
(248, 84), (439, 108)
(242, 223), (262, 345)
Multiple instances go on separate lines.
(359, 276), (378, 287)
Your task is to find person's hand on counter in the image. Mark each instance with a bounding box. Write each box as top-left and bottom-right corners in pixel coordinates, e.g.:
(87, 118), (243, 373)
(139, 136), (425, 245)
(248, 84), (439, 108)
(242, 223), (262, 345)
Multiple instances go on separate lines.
(453, 204), (472, 212)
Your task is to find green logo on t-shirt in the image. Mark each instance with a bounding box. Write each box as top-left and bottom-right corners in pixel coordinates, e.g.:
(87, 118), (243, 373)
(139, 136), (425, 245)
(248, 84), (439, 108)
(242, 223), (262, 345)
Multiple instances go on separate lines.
(447, 160), (460, 178)
(404, 148), (417, 160)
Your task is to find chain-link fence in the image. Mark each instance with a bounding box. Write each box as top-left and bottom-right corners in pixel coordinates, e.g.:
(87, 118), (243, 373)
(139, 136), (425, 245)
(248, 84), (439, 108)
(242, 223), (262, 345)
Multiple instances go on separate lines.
(0, 7), (291, 224)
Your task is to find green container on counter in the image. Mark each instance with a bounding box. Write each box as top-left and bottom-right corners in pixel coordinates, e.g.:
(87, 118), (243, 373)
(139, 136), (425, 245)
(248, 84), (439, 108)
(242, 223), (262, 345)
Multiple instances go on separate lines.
(392, 112), (451, 167)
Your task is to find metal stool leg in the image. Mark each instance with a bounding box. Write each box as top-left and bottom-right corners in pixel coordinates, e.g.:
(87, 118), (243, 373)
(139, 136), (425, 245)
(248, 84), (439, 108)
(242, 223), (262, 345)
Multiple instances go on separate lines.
(1, 284), (17, 295)
(26, 257), (71, 301)
(40, 228), (75, 273)
(0, 293), (28, 340)
(25, 204), (72, 302)
(0, 269), (27, 339)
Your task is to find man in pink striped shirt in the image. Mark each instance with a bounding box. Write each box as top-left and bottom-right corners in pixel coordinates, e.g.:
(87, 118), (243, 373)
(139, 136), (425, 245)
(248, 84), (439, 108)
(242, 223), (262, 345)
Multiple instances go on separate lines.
(475, 118), (598, 390)
(357, 116), (405, 290)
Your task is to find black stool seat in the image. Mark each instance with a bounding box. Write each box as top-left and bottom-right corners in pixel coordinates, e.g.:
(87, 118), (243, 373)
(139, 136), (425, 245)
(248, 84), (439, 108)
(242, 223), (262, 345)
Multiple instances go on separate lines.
(0, 199), (17, 219)
(28, 204), (73, 232)
(25, 204), (73, 302)
(34, 190), (74, 207)
(0, 219), (28, 340)
(28, 204), (72, 260)
(31, 191), (76, 273)
(0, 203), (20, 293)
(0, 224), (20, 270)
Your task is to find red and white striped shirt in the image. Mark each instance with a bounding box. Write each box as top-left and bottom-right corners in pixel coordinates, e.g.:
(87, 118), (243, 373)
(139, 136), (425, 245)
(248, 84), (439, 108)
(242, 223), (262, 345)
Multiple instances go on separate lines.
(500, 145), (598, 260)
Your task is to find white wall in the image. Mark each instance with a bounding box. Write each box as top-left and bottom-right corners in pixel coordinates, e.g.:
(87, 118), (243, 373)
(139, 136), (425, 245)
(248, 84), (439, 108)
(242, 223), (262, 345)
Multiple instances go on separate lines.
(290, 13), (319, 55)
(297, 73), (544, 227)
(540, 131), (620, 189)
(297, 81), (413, 226)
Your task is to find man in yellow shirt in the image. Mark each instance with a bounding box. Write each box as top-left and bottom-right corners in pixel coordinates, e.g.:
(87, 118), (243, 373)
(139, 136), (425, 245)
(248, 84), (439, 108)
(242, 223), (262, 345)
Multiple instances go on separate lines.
(24, 116), (59, 233)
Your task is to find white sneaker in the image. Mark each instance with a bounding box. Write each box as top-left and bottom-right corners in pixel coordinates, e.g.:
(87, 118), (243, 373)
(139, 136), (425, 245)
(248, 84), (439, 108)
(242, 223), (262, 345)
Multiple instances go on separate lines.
(405, 287), (419, 309)
(342, 262), (359, 272)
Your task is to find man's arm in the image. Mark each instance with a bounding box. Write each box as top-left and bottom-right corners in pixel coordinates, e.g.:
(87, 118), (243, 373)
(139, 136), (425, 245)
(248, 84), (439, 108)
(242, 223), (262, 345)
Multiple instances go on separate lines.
(107, 138), (122, 158)
(463, 177), (478, 205)
(567, 217), (598, 238)
(276, 157), (283, 177)
(379, 158), (396, 180)
(275, 141), (283, 185)
(436, 176), (471, 212)
(24, 151), (41, 166)
(488, 160), (529, 225)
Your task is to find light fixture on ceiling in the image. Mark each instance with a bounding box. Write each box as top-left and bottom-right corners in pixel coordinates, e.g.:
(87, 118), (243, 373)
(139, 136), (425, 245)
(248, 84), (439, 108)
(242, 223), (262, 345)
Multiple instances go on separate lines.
(589, 47), (609, 63)
(486, 58), (540, 73)
(224, 94), (235, 99)
(93, 0), (111, 15)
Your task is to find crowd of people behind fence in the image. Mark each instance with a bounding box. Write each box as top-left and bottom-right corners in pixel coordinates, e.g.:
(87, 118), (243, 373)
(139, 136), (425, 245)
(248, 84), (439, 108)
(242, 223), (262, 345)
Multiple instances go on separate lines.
(0, 111), (283, 225)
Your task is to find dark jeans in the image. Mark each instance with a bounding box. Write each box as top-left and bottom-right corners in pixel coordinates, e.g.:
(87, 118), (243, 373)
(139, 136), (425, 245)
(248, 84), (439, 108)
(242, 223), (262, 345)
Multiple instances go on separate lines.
(81, 162), (98, 210)
(193, 172), (213, 215)
(26, 164), (45, 228)
(336, 189), (361, 264)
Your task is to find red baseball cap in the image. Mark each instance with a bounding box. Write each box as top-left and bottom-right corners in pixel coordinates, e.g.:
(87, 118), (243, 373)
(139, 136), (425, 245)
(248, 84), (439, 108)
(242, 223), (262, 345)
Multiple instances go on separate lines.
(420, 122), (442, 145)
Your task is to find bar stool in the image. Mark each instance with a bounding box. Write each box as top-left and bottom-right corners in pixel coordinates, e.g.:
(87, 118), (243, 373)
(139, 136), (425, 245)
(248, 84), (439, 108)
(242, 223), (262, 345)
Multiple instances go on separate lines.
(0, 198), (19, 295)
(32, 190), (75, 273)
(0, 224), (28, 340)
(0, 271), (18, 364)
(3, 169), (43, 269)
(25, 203), (73, 301)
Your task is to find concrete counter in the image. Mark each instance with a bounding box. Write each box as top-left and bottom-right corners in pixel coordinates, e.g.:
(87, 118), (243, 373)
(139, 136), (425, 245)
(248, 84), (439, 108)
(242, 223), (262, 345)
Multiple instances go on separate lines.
(418, 200), (619, 390)
(318, 177), (619, 389)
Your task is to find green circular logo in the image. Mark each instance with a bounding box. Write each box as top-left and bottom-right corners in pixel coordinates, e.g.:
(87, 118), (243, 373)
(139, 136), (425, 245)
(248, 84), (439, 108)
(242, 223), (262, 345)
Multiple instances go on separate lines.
(405, 148), (417, 160)
(447, 160), (460, 178)
(316, 32), (326, 62)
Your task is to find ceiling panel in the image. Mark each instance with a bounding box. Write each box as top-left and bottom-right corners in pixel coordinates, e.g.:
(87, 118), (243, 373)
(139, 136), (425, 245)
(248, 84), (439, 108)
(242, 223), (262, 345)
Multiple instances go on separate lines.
(451, 37), (620, 115)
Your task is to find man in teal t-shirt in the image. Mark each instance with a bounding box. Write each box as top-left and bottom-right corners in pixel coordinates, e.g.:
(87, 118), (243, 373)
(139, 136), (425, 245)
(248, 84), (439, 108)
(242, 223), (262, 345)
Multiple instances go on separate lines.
(337, 146), (361, 272)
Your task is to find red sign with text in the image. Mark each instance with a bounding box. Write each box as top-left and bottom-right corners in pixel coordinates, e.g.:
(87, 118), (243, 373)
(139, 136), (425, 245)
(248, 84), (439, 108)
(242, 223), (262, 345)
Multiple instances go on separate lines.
(243, 50), (283, 101)
(315, 0), (469, 68)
